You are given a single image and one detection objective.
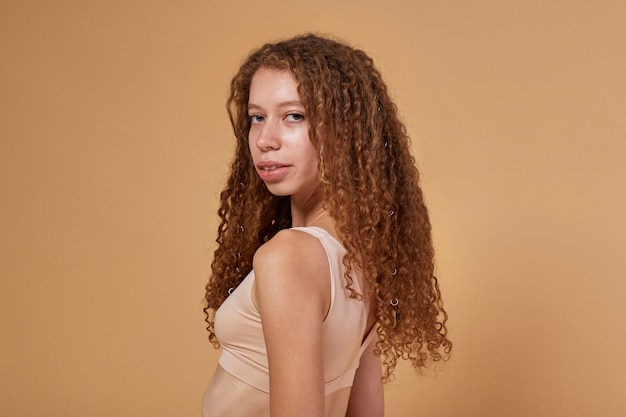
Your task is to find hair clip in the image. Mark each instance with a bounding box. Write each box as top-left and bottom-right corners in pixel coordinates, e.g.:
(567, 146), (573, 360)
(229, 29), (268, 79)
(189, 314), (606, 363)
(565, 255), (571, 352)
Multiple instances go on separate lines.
(390, 297), (401, 325)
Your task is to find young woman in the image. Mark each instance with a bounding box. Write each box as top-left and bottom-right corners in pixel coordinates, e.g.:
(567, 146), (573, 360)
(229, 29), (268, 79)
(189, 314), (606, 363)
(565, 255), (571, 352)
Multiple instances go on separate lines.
(202, 34), (451, 417)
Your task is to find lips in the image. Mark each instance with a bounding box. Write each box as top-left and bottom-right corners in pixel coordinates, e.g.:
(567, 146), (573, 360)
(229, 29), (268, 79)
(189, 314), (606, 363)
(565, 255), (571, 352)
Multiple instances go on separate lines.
(260, 165), (283, 171)
(256, 161), (290, 181)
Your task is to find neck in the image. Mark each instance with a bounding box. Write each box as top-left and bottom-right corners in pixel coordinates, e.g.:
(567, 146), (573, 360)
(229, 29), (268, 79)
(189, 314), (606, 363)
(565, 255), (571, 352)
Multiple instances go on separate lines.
(289, 191), (330, 228)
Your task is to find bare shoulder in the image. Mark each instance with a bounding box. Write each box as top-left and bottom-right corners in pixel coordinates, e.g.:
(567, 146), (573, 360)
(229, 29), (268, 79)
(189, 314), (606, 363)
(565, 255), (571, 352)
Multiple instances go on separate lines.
(253, 228), (328, 278)
(252, 228), (331, 316)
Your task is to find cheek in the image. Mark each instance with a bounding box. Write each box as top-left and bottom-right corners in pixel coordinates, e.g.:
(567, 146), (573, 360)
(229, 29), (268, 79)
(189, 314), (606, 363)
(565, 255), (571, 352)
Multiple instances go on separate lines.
(303, 146), (320, 174)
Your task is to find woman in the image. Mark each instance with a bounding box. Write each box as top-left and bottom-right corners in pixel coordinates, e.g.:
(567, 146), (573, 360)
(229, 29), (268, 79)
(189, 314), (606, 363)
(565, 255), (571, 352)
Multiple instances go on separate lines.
(202, 34), (451, 417)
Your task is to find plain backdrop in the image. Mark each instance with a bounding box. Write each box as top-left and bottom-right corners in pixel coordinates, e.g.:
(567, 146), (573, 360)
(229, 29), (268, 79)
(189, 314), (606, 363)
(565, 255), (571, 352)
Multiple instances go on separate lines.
(1, 1), (625, 416)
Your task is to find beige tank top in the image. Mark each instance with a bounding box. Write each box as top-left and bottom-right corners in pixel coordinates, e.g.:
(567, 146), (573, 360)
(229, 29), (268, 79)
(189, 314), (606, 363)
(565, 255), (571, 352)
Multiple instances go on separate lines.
(214, 226), (376, 395)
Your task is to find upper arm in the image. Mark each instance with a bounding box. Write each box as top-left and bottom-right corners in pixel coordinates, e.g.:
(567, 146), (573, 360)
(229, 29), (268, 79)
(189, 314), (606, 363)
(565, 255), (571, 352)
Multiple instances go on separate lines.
(253, 230), (331, 417)
(346, 335), (384, 417)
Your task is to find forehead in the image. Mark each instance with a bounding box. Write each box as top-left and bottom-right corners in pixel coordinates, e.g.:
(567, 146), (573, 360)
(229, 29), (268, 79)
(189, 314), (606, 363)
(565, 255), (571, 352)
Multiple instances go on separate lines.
(248, 68), (300, 104)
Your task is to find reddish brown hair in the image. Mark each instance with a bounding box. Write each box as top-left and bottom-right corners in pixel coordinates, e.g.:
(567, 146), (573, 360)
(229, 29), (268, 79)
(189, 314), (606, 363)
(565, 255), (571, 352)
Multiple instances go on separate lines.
(204, 33), (451, 381)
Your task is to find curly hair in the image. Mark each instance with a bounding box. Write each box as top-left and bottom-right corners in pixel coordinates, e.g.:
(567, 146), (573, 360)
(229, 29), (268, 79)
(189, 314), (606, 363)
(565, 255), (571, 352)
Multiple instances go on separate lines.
(203, 33), (451, 381)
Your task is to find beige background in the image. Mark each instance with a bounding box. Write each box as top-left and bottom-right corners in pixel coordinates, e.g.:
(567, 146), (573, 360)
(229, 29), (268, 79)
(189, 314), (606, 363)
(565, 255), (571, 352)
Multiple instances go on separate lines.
(1, 1), (625, 416)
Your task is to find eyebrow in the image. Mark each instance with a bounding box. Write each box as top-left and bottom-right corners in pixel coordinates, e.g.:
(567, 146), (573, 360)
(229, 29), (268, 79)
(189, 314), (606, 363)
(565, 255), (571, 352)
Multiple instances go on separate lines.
(247, 100), (304, 111)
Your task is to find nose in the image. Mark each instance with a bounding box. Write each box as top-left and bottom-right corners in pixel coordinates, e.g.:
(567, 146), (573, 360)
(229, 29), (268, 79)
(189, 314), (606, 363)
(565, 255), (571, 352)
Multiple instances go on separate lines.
(253, 118), (281, 151)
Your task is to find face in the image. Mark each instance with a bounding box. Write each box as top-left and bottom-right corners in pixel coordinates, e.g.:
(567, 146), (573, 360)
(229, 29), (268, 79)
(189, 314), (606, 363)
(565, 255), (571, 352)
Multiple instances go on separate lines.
(247, 67), (320, 203)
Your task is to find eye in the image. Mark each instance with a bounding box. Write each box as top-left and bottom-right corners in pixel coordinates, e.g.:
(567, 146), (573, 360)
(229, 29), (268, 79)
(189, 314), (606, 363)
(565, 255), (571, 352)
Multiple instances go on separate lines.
(249, 114), (265, 124)
(285, 113), (304, 122)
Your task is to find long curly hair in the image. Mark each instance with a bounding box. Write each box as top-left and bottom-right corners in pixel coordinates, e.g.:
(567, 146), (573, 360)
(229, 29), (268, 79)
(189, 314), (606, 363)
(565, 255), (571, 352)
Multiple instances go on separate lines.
(203, 33), (451, 381)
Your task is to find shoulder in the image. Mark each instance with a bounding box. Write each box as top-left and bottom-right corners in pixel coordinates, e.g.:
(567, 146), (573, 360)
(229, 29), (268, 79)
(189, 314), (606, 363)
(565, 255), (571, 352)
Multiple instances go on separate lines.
(252, 228), (330, 315)
(253, 228), (328, 275)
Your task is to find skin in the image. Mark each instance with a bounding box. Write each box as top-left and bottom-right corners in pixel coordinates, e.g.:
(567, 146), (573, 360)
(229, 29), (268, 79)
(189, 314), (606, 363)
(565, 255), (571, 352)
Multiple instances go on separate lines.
(202, 68), (383, 417)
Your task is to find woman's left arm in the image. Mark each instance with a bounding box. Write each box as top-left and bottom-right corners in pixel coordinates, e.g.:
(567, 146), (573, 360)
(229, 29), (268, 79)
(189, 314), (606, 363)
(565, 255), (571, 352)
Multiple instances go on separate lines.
(253, 230), (331, 417)
(345, 335), (384, 417)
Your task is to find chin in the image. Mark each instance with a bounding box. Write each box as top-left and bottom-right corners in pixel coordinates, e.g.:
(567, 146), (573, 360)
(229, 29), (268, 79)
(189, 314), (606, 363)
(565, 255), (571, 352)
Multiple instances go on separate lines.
(263, 184), (292, 197)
